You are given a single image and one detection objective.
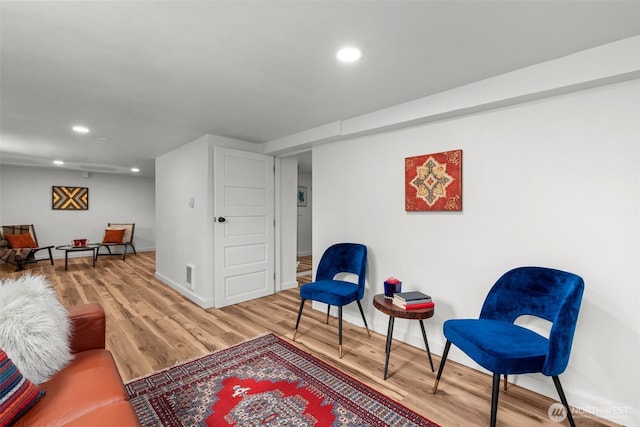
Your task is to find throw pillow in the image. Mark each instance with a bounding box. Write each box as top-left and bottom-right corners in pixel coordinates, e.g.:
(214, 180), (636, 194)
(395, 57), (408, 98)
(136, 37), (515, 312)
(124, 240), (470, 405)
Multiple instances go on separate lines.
(0, 349), (45, 426)
(102, 228), (125, 244)
(4, 233), (37, 249)
(0, 274), (72, 385)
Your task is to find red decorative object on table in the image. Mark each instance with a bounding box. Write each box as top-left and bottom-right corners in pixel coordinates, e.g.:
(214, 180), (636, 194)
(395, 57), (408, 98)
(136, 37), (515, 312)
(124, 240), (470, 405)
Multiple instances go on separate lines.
(384, 277), (402, 298)
(72, 239), (88, 247)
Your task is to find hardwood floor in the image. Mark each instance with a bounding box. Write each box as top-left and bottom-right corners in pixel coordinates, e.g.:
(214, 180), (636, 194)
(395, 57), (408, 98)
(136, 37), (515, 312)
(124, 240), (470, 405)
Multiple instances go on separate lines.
(297, 255), (312, 284)
(1, 253), (619, 427)
(297, 255), (312, 273)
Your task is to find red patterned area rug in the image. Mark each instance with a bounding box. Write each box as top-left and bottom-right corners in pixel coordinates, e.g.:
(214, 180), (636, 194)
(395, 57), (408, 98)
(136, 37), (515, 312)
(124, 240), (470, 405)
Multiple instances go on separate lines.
(126, 333), (439, 426)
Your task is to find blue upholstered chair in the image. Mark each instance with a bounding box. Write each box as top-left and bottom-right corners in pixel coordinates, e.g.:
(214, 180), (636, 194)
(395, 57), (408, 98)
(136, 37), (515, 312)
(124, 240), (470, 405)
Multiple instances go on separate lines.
(433, 266), (584, 427)
(293, 243), (370, 358)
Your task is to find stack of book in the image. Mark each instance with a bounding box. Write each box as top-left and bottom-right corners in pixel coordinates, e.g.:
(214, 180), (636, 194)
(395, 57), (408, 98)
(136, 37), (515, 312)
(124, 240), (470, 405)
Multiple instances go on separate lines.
(392, 291), (434, 310)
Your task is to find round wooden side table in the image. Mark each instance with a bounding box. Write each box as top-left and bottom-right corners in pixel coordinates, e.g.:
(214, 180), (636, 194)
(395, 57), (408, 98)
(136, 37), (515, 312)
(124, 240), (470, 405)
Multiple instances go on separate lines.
(373, 293), (435, 380)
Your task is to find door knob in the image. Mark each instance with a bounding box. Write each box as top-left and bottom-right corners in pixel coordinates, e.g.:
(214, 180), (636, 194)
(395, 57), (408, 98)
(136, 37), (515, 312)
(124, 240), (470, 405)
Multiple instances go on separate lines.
(218, 217), (226, 223)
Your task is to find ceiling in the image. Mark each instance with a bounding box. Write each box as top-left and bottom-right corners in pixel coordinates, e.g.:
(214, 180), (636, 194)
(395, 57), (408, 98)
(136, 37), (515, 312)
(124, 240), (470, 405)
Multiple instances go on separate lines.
(1, 1), (638, 178)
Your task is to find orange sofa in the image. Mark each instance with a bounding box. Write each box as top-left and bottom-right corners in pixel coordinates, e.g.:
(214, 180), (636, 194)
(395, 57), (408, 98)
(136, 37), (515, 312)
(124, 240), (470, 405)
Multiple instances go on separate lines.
(13, 303), (140, 426)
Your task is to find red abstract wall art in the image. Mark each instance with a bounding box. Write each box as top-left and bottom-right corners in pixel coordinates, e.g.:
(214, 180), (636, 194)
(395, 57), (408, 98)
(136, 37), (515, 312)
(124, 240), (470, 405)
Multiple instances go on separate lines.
(405, 150), (462, 211)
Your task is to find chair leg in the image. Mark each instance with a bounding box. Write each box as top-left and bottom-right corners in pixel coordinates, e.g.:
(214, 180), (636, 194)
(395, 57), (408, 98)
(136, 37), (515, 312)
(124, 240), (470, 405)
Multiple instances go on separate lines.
(490, 373), (500, 427)
(122, 245), (128, 261)
(338, 306), (343, 358)
(504, 374), (508, 391)
(552, 376), (576, 427)
(356, 300), (371, 337)
(433, 340), (451, 393)
(47, 248), (54, 265)
(293, 299), (306, 341)
(326, 305), (331, 324)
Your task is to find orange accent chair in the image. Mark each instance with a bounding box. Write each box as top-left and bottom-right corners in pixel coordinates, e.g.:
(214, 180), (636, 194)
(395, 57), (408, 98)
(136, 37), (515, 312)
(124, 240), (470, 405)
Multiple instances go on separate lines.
(0, 224), (54, 271)
(96, 223), (137, 261)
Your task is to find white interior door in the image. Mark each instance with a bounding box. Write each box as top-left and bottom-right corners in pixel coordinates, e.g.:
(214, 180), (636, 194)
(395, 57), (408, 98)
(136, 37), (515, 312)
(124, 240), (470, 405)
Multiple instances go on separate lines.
(214, 147), (275, 308)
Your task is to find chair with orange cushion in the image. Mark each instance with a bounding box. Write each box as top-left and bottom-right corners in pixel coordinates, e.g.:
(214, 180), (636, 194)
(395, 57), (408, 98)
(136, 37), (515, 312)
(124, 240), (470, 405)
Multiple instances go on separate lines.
(96, 223), (137, 261)
(0, 224), (54, 271)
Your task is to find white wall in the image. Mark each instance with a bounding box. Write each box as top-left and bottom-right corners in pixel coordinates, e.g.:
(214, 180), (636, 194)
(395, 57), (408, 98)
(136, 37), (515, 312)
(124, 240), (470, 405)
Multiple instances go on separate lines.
(155, 134), (268, 308)
(155, 135), (212, 306)
(297, 172), (312, 256)
(0, 165), (155, 258)
(313, 79), (639, 425)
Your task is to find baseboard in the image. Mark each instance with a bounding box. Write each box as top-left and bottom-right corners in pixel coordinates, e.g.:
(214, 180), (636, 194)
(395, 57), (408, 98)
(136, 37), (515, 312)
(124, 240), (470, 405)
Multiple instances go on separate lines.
(297, 250), (312, 257)
(154, 271), (213, 309)
(280, 280), (299, 291)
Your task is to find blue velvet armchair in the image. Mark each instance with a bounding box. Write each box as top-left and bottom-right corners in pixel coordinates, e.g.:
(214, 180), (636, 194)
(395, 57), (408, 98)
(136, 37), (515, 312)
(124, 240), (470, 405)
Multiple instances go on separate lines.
(433, 266), (584, 427)
(293, 243), (370, 358)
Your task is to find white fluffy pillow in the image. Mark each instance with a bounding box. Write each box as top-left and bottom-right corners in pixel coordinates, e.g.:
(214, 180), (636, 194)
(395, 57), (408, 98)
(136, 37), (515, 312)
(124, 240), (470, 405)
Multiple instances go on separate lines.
(0, 273), (73, 385)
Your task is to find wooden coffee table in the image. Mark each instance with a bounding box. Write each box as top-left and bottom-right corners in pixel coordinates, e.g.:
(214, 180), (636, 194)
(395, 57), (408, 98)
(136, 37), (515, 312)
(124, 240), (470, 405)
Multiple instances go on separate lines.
(373, 293), (435, 379)
(55, 244), (100, 271)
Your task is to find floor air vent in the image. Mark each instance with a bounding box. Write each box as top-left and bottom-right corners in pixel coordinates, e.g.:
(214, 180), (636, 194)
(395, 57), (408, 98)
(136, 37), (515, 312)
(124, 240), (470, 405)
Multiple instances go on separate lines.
(186, 264), (194, 288)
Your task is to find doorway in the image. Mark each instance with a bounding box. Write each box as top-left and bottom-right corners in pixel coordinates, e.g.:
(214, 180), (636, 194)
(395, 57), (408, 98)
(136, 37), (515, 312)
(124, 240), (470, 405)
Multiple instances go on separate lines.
(295, 150), (312, 258)
(283, 150), (312, 285)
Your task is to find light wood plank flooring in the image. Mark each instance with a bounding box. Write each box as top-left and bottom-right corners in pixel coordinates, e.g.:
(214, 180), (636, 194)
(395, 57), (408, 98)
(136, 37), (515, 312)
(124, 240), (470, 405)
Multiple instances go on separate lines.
(297, 255), (312, 284)
(297, 255), (313, 273)
(0, 253), (619, 427)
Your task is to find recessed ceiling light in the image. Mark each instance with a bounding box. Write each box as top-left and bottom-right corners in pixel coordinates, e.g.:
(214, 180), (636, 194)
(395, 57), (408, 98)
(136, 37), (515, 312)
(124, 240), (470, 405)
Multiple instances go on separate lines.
(72, 125), (90, 134)
(96, 136), (110, 143)
(336, 46), (363, 63)
(131, 167), (140, 173)
(53, 160), (64, 166)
